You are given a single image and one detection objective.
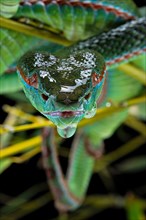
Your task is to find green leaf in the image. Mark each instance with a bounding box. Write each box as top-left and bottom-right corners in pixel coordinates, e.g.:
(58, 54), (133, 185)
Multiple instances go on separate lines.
(0, 159), (12, 174)
(126, 196), (145, 220)
(115, 156), (146, 173)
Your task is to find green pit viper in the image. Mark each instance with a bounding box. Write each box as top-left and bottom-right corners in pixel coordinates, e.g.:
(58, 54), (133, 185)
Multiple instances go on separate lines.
(0, 0), (146, 212)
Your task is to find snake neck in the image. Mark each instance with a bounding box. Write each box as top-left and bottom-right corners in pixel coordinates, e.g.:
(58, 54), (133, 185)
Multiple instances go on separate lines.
(71, 17), (146, 69)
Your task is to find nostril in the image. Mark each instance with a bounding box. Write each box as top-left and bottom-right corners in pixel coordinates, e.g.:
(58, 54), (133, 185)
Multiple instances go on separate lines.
(63, 99), (72, 105)
(57, 98), (76, 105)
(41, 93), (48, 101)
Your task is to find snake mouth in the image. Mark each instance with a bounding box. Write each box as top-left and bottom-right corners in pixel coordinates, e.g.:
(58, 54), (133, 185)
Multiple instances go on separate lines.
(44, 111), (84, 118)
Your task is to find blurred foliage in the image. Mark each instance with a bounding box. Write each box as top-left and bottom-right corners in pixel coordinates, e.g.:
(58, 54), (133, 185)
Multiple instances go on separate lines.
(0, 84), (146, 219)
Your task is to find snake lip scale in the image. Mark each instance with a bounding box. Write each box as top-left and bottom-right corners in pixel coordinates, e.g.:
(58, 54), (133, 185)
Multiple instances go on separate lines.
(44, 110), (84, 118)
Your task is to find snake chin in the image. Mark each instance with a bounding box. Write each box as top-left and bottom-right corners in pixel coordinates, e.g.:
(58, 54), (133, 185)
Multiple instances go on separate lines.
(42, 110), (85, 137)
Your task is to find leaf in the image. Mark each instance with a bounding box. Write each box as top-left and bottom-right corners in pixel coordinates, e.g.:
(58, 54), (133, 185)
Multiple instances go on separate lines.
(0, 158), (12, 174)
(126, 195), (145, 220)
(115, 156), (146, 173)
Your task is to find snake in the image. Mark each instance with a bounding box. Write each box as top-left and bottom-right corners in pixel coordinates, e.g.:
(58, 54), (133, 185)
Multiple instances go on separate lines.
(0, 0), (146, 212)
(10, 0), (146, 138)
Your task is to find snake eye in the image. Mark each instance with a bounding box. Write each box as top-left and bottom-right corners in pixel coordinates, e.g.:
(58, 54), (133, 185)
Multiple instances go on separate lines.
(27, 73), (38, 88)
(17, 67), (38, 89)
(91, 66), (106, 87)
(85, 93), (91, 100)
(41, 93), (48, 101)
(92, 72), (103, 87)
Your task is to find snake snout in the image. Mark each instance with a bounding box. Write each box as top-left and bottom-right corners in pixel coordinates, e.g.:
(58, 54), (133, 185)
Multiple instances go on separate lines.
(56, 92), (79, 105)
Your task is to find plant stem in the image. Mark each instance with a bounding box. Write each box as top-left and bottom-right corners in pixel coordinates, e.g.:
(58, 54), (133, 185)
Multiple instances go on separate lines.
(94, 135), (146, 172)
(118, 64), (146, 85)
(0, 17), (71, 46)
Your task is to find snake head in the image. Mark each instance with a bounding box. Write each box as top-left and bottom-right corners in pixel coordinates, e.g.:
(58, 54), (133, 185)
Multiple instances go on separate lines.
(17, 49), (106, 138)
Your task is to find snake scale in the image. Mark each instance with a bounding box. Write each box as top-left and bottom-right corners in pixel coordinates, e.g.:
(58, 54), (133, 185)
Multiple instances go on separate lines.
(0, 0), (146, 212)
